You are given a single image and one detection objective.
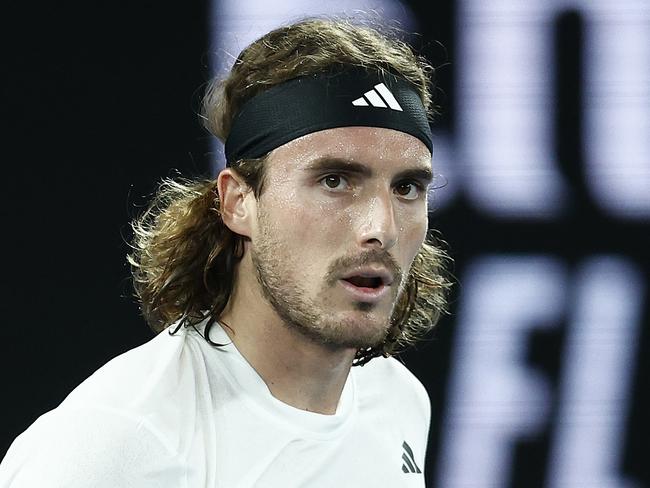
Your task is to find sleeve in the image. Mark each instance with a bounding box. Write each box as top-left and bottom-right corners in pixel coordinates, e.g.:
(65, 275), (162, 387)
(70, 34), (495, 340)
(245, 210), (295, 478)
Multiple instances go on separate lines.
(0, 406), (186, 488)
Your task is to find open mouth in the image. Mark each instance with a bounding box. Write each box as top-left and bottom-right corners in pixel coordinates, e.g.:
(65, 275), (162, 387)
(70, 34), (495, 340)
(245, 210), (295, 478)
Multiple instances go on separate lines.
(338, 272), (391, 303)
(342, 276), (384, 289)
(338, 267), (393, 302)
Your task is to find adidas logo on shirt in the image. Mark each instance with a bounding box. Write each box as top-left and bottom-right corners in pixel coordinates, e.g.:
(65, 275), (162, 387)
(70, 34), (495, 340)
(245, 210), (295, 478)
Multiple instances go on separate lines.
(352, 83), (403, 111)
(401, 441), (422, 474)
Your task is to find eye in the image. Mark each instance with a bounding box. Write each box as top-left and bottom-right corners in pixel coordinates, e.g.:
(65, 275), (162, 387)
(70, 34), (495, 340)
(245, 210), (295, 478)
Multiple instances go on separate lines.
(394, 181), (424, 200)
(320, 174), (350, 191)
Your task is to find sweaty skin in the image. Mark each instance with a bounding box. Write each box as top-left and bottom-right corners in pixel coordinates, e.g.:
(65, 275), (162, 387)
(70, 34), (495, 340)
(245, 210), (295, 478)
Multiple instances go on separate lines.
(217, 127), (432, 414)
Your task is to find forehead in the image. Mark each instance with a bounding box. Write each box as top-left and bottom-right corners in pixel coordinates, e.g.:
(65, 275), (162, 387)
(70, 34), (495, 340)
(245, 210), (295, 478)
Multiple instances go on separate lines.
(266, 126), (432, 175)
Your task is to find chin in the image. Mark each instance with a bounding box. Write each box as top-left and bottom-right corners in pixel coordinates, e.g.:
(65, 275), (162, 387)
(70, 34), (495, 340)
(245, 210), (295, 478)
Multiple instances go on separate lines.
(323, 310), (390, 349)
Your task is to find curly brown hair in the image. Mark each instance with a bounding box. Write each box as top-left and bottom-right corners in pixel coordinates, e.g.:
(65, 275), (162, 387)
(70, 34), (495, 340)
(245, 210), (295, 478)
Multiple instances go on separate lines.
(128, 16), (451, 365)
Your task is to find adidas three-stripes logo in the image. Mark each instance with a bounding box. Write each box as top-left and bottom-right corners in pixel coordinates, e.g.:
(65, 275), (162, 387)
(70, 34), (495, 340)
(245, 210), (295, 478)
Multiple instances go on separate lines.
(401, 441), (422, 474)
(352, 83), (403, 111)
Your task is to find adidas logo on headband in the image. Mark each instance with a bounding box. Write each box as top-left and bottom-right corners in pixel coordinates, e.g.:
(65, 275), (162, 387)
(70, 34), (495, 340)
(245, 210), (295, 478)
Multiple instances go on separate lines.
(352, 83), (404, 111)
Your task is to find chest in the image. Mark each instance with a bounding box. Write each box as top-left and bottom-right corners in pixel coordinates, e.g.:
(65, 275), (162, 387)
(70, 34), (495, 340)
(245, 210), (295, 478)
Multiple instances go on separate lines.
(185, 402), (427, 487)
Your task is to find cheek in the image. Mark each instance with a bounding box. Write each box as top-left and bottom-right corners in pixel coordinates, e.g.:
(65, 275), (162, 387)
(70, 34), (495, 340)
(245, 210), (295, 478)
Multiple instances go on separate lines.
(262, 184), (345, 260)
(408, 211), (429, 241)
(398, 209), (429, 262)
(286, 187), (350, 240)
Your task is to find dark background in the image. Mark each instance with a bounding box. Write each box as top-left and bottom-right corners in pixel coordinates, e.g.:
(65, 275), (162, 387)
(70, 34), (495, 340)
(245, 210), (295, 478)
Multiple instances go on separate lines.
(2, 1), (648, 487)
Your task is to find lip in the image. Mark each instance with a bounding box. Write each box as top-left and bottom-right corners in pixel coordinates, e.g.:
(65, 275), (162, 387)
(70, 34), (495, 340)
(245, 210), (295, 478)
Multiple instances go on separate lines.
(338, 279), (391, 303)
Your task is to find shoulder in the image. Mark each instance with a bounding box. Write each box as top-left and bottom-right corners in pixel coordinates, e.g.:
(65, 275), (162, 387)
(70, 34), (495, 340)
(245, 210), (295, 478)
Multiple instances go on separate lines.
(62, 326), (187, 408)
(59, 325), (211, 434)
(0, 405), (184, 488)
(59, 325), (212, 449)
(352, 355), (431, 421)
(0, 326), (209, 487)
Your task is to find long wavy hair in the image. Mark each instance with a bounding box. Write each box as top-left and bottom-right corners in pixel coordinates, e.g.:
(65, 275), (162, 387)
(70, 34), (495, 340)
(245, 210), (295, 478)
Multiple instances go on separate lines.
(128, 16), (451, 365)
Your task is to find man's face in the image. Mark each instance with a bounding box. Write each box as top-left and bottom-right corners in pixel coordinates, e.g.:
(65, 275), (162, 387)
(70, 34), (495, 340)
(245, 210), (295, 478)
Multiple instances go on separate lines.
(249, 127), (432, 350)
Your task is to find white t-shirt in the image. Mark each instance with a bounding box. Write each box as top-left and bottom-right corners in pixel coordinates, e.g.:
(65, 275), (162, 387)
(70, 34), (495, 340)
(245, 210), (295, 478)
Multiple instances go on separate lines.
(0, 320), (431, 487)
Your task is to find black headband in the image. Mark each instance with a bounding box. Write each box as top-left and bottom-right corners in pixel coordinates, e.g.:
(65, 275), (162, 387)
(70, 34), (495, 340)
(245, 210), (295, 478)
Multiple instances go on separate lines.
(224, 67), (432, 165)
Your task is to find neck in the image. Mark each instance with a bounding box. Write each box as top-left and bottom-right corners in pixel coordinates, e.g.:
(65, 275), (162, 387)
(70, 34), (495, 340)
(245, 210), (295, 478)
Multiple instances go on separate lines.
(218, 255), (356, 415)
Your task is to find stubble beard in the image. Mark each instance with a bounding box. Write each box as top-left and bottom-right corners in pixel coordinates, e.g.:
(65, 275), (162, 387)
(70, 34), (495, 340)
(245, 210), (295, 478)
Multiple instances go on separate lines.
(250, 217), (398, 351)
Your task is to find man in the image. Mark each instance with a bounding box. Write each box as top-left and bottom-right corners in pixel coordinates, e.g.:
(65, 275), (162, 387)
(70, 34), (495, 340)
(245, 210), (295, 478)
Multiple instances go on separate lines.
(0, 16), (449, 487)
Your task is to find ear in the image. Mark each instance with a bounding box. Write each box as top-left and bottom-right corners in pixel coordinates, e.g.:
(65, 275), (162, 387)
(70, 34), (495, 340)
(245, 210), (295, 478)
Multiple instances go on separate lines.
(217, 168), (256, 238)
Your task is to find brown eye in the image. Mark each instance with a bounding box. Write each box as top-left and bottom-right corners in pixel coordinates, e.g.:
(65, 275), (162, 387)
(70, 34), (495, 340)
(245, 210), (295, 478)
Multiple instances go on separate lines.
(394, 182), (421, 200)
(324, 175), (341, 188)
(320, 174), (348, 190)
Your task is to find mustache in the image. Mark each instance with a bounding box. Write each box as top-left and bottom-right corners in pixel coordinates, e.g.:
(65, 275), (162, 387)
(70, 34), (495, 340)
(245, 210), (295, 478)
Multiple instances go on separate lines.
(326, 249), (403, 286)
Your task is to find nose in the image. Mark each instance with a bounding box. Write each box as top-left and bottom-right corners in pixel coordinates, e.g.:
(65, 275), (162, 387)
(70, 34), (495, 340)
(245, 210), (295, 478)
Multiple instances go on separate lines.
(357, 192), (398, 250)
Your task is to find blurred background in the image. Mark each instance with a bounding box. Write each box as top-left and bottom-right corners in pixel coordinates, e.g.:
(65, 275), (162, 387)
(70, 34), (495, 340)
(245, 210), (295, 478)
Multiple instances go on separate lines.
(2, 1), (648, 487)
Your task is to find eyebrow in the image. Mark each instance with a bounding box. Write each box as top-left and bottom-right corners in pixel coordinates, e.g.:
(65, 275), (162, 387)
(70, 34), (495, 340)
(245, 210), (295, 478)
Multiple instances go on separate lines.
(304, 157), (434, 185)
